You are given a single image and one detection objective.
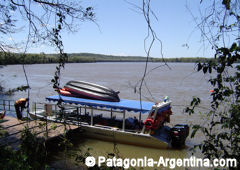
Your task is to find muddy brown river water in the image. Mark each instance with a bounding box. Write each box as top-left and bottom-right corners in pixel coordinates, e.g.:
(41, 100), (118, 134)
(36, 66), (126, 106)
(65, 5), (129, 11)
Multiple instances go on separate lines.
(1, 62), (213, 169)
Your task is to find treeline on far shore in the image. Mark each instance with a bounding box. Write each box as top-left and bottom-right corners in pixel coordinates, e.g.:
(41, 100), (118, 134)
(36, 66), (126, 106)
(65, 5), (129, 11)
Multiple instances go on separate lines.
(0, 52), (219, 65)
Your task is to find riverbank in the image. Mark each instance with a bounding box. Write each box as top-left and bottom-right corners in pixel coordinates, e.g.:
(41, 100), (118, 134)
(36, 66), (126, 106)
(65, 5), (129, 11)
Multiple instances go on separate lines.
(0, 52), (216, 65)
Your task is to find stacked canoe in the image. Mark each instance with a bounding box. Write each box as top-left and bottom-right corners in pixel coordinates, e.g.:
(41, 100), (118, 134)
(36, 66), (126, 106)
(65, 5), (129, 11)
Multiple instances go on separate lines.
(60, 81), (120, 102)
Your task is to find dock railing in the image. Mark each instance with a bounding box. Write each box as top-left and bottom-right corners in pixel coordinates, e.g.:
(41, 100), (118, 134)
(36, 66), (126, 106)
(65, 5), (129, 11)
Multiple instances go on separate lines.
(0, 99), (15, 113)
(0, 100), (75, 146)
(31, 102), (130, 131)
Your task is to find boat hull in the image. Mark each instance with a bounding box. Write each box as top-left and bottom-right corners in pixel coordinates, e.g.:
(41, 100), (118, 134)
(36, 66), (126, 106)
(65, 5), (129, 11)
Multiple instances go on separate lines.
(29, 111), (170, 149)
(80, 125), (169, 149)
(61, 81), (120, 102)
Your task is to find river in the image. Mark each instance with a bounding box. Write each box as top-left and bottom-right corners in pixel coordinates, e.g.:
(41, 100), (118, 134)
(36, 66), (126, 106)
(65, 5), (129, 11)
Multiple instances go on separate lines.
(0, 62), (212, 169)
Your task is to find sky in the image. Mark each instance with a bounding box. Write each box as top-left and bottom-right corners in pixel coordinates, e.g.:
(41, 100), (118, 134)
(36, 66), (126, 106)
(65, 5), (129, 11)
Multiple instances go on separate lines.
(7, 0), (216, 58)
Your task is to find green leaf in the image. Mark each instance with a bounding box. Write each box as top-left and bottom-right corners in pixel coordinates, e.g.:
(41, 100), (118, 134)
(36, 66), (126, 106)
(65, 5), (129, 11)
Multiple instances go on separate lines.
(197, 63), (202, 71)
(222, 0), (230, 10)
(230, 43), (237, 52)
(208, 66), (212, 73)
(203, 66), (208, 74)
(191, 125), (201, 138)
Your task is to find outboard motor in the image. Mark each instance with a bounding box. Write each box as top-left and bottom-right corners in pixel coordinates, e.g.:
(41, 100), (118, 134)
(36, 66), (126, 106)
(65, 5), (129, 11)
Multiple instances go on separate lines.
(170, 124), (189, 148)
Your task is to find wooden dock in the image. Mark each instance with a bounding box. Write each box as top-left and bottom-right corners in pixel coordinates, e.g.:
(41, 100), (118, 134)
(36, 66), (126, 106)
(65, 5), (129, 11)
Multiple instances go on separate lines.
(0, 99), (81, 148)
(0, 116), (79, 148)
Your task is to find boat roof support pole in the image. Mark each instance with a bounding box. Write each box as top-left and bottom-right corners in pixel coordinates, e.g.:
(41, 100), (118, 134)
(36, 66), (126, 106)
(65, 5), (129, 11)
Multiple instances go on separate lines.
(110, 108), (113, 119)
(44, 105), (49, 138)
(122, 110), (126, 131)
(153, 109), (158, 120)
(34, 102), (37, 118)
(139, 111), (142, 122)
(8, 100), (10, 111)
(77, 107), (80, 127)
(3, 100), (5, 110)
(90, 107), (93, 126)
(80, 107), (82, 126)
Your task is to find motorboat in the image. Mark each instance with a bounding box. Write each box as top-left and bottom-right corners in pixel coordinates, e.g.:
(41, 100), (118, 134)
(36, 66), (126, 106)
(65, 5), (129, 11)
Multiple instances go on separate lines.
(30, 95), (189, 149)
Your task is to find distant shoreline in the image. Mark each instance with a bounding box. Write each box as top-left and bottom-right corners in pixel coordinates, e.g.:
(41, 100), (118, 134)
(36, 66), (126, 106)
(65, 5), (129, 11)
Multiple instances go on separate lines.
(0, 52), (217, 65)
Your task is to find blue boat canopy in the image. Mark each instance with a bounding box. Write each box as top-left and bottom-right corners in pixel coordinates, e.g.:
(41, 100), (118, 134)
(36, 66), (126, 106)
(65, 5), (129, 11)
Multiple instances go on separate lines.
(46, 95), (154, 113)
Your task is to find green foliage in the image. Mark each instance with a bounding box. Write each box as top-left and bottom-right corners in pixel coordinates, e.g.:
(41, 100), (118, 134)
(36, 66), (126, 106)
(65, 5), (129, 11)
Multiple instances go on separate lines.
(0, 125), (8, 137)
(185, 97), (201, 115)
(0, 52), (225, 64)
(186, 1), (240, 168)
(0, 127), (47, 170)
(20, 127), (47, 169)
(153, 57), (218, 63)
(4, 85), (30, 95)
(187, 43), (240, 168)
(0, 145), (32, 170)
(0, 52), (59, 65)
